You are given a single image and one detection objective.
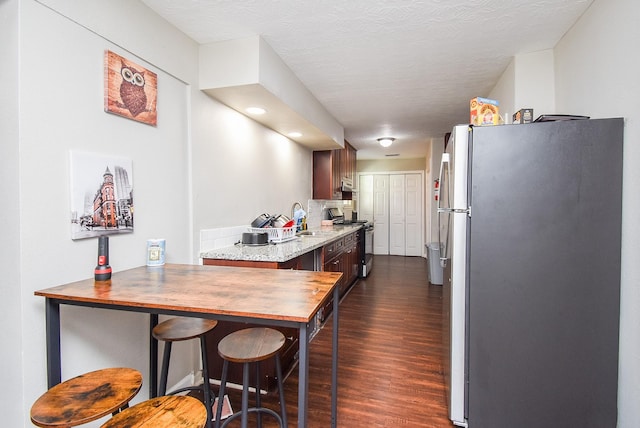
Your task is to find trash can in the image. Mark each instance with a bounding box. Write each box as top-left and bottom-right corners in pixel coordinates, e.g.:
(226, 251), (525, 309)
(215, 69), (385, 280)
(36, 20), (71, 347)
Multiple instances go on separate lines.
(427, 243), (443, 285)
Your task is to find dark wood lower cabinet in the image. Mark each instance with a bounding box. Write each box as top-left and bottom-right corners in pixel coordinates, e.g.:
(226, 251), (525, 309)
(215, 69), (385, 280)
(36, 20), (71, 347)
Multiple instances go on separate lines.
(318, 231), (360, 322)
(201, 230), (362, 390)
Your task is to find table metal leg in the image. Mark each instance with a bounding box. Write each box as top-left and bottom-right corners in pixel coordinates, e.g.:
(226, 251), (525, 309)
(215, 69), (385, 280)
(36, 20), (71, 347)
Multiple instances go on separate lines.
(45, 298), (61, 388)
(331, 285), (339, 428)
(149, 314), (158, 398)
(298, 322), (309, 428)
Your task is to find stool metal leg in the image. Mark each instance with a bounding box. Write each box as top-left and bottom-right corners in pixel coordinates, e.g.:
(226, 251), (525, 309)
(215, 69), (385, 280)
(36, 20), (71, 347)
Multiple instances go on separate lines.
(216, 360), (229, 428)
(275, 353), (288, 428)
(111, 401), (130, 417)
(241, 362), (250, 428)
(255, 363), (262, 428)
(200, 335), (213, 428)
(217, 328), (287, 428)
(158, 342), (172, 396)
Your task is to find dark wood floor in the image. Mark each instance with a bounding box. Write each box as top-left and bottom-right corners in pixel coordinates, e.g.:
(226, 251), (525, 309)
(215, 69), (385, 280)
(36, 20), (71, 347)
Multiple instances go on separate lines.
(216, 255), (454, 427)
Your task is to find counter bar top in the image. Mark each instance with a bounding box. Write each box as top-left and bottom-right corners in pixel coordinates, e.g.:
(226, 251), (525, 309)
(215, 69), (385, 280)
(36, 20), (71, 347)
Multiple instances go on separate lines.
(200, 224), (362, 263)
(35, 263), (342, 323)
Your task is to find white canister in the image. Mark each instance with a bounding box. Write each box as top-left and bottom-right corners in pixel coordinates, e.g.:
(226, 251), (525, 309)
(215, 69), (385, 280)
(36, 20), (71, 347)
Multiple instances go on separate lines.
(146, 239), (166, 266)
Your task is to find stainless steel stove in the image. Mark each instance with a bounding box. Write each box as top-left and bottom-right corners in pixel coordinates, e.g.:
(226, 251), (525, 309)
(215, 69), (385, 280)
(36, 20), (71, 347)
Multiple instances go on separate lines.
(361, 222), (373, 277)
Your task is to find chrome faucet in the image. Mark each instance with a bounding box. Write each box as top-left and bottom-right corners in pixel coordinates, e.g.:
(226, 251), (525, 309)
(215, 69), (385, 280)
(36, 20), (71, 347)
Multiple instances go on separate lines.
(291, 201), (303, 219)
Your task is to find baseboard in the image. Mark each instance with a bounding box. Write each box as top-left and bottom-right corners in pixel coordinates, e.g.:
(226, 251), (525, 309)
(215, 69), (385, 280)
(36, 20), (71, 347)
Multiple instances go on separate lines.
(168, 372), (196, 395)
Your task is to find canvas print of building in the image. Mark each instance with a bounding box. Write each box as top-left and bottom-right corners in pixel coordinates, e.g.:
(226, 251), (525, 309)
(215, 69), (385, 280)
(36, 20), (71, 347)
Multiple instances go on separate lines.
(70, 151), (134, 240)
(104, 50), (158, 126)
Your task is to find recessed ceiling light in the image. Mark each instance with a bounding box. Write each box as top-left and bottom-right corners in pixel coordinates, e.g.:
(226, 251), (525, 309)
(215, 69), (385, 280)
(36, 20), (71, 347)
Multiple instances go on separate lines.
(288, 132), (303, 138)
(377, 137), (395, 147)
(246, 107), (266, 115)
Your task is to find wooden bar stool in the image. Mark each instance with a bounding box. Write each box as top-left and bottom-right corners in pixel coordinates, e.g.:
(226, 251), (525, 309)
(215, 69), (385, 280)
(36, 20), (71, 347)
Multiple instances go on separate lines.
(215, 328), (288, 428)
(152, 317), (218, 428)
(101, 395), (207, 427)
(30, 367), (142, 427)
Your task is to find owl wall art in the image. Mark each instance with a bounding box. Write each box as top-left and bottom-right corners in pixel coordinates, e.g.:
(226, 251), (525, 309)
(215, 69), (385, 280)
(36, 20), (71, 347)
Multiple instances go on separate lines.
(104, 50), (157, 126)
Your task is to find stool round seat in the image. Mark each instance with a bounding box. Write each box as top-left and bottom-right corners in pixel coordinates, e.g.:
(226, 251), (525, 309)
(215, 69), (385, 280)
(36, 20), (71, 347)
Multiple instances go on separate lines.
(152, 317), (218, 342)
(100, 395), (207, 428)
(152, 317), (218, 428)
(215, 328), (287, 428)
(31, 367), (143, 427)
(217, 327), (285, 363)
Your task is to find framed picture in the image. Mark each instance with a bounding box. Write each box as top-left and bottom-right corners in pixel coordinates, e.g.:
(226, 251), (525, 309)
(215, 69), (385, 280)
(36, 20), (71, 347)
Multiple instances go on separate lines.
(70, 151), (134, 240)
(104, 50), (157, 126)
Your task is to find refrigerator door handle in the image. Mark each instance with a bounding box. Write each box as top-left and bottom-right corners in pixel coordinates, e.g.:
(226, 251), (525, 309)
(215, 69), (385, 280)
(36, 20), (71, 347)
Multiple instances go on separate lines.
(436, 153), (450, 213)
(452, 208), (470, 215)
(437, 153), (451, 268)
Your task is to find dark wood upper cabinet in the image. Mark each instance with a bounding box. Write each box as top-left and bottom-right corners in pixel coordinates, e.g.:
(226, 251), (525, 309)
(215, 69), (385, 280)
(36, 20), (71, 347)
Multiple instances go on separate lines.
(313, 140), (357, 200)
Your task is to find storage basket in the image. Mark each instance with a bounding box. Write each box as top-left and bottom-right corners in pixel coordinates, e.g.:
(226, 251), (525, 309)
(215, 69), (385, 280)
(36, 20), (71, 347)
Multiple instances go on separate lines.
(247, 226), (296, 243)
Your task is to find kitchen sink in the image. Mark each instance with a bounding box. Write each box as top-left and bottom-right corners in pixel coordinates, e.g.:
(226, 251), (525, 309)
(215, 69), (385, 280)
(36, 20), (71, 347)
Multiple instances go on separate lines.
(296, 231), (325, 237)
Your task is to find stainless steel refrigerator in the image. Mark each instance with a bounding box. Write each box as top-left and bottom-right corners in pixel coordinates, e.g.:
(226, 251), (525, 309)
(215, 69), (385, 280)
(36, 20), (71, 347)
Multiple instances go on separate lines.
(438, 118), (623, 428)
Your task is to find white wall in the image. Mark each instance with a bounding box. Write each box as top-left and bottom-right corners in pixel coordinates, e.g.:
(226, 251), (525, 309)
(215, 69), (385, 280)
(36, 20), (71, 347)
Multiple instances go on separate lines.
(0, 0), (24, 424)
(491, 49), (555, 122)
(6, 1), (313, 426)
(554, 0), (640, 425)
(490, 59), (516, 121)
(14, 1), (194, 426)
(190, 91), (312, 239)
(514, 49), (555, 117)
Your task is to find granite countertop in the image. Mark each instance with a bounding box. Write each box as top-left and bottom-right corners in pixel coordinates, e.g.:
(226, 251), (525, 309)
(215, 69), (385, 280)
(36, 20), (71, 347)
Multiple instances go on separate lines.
(199, 224), (363, 263)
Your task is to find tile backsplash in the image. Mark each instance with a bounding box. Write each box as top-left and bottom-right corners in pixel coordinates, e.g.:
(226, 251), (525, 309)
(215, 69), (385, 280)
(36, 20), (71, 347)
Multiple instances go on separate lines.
(199, 225), (246, 253)
(306, 199), (353, 227)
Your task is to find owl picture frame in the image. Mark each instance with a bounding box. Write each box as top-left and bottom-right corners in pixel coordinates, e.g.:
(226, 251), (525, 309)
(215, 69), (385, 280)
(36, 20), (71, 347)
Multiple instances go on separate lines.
(104, 50), (158, 126)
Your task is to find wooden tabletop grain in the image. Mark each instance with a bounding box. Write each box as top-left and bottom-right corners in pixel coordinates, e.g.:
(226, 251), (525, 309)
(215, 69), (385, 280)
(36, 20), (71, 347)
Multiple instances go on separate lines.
(31, 367), (143, 427)
(100, 395), (207, 428)
(34, 264), (342, 323)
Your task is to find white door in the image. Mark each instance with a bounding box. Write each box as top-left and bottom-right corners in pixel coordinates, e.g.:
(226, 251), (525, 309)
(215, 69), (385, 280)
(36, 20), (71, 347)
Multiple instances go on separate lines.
(389, 174), (406, 255)
(404, 173), (423, 256)
(358, 174), (374, 222)
(373, 175), (389, 255)
(360, 172), (423, 256)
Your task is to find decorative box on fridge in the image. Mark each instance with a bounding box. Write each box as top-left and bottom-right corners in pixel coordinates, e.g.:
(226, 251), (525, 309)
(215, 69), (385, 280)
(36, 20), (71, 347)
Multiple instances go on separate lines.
(513, 108), (534, 124)
(470, 97), (500, 126)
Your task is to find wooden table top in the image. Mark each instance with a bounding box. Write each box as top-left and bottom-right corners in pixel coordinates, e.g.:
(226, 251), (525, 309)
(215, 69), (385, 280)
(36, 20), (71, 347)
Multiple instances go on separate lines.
(35, 263), (342, 323)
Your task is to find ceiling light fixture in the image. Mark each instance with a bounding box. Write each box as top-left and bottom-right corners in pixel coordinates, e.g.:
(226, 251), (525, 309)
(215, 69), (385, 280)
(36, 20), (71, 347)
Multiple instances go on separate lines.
(377, 137), (395, 147)
(288, 131), (303, 138)
(246, 107), (266, 115)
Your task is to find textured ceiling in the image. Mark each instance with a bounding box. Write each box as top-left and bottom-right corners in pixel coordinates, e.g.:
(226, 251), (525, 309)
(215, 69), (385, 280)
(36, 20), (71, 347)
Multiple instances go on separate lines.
(141, 0), (593, 159)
